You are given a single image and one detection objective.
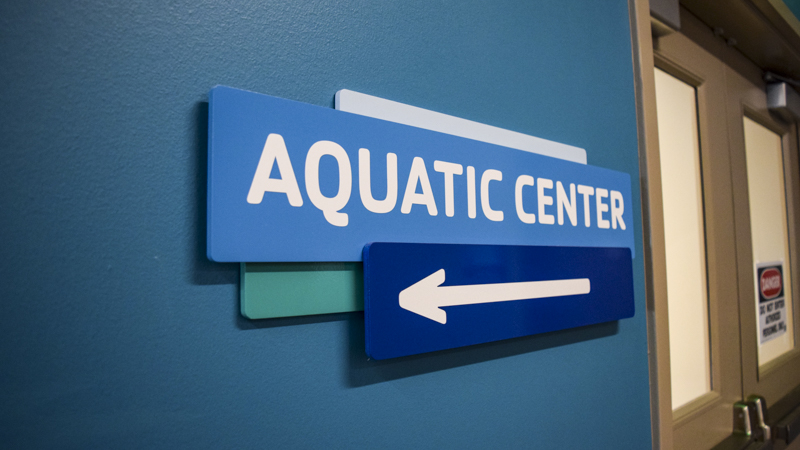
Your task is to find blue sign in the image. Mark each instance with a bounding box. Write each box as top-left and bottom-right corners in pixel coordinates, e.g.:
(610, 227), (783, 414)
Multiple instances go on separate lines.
(208, 86), (635, 262)
(363, 243), (634, 360)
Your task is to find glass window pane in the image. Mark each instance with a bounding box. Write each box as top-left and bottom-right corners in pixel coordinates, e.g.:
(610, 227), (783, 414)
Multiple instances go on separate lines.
(743, 117), (795, 366)
(654, 68), (712, 410)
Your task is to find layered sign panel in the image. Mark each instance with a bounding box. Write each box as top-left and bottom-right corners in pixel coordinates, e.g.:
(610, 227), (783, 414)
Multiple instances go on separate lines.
(363, 243), (634, 359)
(208, 86), (635, 263)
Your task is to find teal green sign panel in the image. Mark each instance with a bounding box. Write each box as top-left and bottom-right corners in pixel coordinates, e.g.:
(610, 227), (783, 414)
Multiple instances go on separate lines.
(241, 262), (363, 319)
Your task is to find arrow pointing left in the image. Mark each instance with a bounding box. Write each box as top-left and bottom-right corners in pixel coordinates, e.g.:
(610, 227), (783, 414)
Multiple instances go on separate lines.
(399, 269), (591, 324)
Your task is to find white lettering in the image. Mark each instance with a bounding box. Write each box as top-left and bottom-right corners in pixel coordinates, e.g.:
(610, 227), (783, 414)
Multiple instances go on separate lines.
(401, 157), (438, 216)
(467, 166), (476, 219)
(305, 140), (352, 227)
(248, 135), (626, 232)
(762, 276), (781, 291)
(596, 187), (610, 229)
(481, 169), (504, 221)
(515, 175), (536, 224)
(358, 149), (397, 214)
(434, 161), (463, 217)
(577, 185), (594, 227)
(537, 178), (554, 225)
(556, 182), (577, 226)
(610, 190), (625, 230)
(247, 134), (303, 207)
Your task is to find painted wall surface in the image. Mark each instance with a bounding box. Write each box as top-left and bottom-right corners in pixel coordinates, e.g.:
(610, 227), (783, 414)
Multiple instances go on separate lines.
(785, 0), (800, 20)
(0, 1), (651, 448)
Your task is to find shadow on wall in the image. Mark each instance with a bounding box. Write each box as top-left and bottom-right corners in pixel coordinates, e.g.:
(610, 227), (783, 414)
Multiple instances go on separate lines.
(344, 314), (619, 387)
(192, 101), (238, 286)
(234, 308), (618, 387)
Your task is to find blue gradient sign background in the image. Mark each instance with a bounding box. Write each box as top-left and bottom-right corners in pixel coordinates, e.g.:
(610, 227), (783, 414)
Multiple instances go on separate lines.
(208, 86), (634, 262)
(363, 243), (635, 360)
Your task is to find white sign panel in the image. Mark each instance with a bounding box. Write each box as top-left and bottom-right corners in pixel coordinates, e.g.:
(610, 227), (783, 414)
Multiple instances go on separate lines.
(757, 262), (788, 344)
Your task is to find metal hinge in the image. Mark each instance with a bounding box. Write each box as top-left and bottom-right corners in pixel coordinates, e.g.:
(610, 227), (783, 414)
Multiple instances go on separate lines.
(712, 397), (773, 450)
(734, 395), (770, 442)
(711, 398), (772, 450)
(734, 401), (755, 437)
(733, 395), (772, 441)
(747, 395), (771, 442)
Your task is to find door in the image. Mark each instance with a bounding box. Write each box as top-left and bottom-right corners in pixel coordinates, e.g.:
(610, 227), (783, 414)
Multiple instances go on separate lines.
(648, 12), (800, 450)
(727, 67), (800, 406)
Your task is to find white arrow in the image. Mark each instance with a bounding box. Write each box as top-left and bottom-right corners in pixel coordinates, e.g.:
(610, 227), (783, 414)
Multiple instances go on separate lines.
(399, 269), (591, 324)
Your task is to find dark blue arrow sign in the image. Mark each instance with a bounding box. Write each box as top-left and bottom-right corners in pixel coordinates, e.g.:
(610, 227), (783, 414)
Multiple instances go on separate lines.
(363, 243), (634, 359)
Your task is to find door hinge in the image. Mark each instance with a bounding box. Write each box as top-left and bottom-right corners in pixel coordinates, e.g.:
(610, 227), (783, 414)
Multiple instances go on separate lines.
(747, 395), (771, 442)
(734, 401), (755, 437)
(734, 395), (770, 442)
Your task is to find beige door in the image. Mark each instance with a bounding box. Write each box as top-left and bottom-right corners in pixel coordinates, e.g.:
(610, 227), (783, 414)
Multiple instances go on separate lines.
(727, 62), (800, 425)
(653, 29), (743, 450)
(648, 14), (800, 450)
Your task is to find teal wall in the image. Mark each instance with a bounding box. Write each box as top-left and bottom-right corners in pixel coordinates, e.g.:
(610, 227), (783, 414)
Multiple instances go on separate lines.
(784, 0), (800, 21)
(0, 1), (652, 448)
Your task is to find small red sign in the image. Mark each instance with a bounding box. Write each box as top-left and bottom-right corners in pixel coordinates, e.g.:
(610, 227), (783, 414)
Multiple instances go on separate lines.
(760, 268), (782, 300)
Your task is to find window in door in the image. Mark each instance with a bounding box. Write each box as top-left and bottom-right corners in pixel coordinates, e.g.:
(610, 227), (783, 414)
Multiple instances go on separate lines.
(654, 67), (711, 410)
(742, 116), (795, 367)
